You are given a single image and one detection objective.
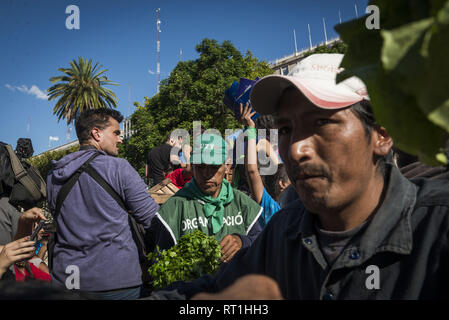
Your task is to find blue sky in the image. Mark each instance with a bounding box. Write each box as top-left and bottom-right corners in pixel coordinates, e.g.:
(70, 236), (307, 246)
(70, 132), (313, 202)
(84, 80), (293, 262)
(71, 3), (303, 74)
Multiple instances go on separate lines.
(0, 0), (368, 155)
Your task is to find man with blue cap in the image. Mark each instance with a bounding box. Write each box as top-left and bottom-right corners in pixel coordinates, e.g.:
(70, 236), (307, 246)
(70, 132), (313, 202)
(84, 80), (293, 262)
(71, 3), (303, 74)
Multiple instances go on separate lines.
(148, 131), (262, 263)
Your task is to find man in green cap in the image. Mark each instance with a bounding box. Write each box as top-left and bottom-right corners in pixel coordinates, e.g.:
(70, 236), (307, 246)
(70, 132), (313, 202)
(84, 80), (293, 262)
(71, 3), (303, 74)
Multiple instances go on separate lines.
(147, 132), (262, 263)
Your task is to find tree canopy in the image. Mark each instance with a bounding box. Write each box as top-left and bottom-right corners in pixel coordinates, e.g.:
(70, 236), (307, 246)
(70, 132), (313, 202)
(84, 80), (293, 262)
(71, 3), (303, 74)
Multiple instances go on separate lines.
(120, 39), (273, 175)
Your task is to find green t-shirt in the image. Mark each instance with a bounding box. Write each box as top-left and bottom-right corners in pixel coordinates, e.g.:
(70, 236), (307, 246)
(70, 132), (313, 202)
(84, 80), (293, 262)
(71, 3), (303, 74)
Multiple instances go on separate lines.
(156, 188), (262, 245)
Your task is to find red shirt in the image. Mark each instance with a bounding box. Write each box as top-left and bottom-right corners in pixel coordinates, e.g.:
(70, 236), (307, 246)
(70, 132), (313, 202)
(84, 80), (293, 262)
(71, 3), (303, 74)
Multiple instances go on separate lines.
(166, 168), (192, 189)
(14, 263), (51, 282)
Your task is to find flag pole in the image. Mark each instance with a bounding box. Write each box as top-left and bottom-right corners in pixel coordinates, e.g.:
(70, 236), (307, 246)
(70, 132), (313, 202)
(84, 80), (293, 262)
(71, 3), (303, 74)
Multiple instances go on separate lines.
(308, 24), (313, 50)
(323, 18), (328, 45)
(293, 29), (298, 55)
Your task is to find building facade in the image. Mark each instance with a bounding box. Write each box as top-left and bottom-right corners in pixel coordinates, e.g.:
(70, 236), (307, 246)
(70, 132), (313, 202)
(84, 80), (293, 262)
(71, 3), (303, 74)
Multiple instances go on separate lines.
(270, 37), (340, 75)
(121, 116), (134, 140)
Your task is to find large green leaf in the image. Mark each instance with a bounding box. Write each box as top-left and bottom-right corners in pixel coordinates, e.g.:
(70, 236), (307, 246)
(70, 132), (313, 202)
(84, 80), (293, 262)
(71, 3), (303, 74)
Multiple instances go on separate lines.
(335, 0), (449, 165)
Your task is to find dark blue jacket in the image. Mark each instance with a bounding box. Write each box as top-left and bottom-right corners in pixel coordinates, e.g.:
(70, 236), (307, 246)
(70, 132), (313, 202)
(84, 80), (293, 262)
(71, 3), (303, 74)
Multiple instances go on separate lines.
(162, 163), (449, 299)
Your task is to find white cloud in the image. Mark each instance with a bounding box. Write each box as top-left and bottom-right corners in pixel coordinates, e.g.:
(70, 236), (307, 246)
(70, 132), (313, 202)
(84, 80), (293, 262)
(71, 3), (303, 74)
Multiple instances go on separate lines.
(148, 69), (155, 75)
(5, 84), (48, 100)
(28, 85), (49, 100)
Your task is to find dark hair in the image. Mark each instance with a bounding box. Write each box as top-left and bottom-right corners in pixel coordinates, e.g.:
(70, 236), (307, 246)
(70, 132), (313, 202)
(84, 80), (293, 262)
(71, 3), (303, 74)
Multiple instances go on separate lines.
(263, 163), (290, 201)
(164, 133), (172, 144)
(350, 100), (388, 175)
(254, 115), (276, 140)
(75, 109), (123, 143)
(350, 100), (377, 139)
(15, 138), (34, 159)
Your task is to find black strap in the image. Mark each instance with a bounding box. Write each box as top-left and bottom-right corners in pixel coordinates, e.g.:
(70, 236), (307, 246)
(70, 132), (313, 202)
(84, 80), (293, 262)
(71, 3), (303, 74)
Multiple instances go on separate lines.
(54, 153), (100, 218)
(50, 153), (100, 271)
(51, 152), (148, 275)
(83, 165), (128, 212)
(82, 164), (148, 260)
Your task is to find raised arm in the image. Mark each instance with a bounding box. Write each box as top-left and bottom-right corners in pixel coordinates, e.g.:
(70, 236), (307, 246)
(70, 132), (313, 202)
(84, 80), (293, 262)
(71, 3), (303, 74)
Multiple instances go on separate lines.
(181, 144), (193, 180)
(257, 138), (280, 167)
(240, 102), (264, 204)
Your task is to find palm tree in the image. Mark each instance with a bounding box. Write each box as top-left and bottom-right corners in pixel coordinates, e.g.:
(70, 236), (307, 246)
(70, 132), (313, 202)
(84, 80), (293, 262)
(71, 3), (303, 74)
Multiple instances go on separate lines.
(47, 57), (119, 124)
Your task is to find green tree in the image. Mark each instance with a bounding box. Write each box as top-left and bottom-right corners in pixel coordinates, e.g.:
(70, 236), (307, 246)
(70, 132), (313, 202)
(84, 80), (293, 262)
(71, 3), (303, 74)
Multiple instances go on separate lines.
(47, 57), (119, 125)
(119, 102), (159, 177)
(303, 40), (347, 57)
(121, 39), (273, 174)
(27, 144), (80, 179)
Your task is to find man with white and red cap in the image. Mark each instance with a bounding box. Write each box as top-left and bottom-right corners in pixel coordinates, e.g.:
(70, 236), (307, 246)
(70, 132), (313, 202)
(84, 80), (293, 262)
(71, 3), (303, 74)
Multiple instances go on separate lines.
(149, 54), (449, 300)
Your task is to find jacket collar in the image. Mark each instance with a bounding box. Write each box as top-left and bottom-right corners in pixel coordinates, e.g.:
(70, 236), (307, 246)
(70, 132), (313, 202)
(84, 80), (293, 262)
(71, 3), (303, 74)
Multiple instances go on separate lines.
(287, 164), (417, 260)
(79, 144), (98, 151)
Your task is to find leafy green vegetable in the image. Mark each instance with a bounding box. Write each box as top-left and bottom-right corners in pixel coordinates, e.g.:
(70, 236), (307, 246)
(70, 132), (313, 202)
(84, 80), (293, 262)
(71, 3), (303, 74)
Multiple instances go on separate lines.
(147, 230), (222, 289)
(335, 0), (449, 165)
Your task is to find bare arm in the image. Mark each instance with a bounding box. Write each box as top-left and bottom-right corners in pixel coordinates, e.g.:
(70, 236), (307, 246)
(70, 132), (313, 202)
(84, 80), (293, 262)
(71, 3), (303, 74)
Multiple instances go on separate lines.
(240, 103), (265, 204)
(181, 144), (193, 179)
(257, 139), (280, 167)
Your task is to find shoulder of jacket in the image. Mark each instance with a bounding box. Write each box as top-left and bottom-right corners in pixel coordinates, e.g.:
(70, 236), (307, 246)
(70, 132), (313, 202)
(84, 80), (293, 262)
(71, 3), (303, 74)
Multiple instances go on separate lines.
(266, 199), (305, 229)
(93, 154), (132, 168)
(412, 178), (449, 208)
(232, 188), (254, 202)
(232, 189), (261, 209)
(160, 194), (192, 208)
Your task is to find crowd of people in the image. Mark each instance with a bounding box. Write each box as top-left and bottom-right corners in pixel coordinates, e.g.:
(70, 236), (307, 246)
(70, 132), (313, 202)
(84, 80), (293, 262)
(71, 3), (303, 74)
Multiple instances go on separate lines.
(1, 53), (449, 300)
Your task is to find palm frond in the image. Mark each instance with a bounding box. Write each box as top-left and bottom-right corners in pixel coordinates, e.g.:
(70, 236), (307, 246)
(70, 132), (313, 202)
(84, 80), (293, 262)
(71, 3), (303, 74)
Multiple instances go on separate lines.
(47, 57), (119, 124)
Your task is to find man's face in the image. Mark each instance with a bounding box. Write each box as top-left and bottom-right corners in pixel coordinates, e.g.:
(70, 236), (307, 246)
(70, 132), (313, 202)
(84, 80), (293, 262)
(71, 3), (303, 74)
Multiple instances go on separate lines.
(96, 118), (122, 156)
(192, 163), (228, 197)
(276, 89), (380, 215)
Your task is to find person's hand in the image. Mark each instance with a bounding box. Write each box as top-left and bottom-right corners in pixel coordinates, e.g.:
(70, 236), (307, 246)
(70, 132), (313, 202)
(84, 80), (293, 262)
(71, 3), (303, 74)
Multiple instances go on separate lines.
(0, 237), (36, 275)
(19, 207), (46, 226)
(239, 102), (256, 128)
(219, 234), (242, 263)
(15, 207), (46, 241)
(191, 274), (283, 300)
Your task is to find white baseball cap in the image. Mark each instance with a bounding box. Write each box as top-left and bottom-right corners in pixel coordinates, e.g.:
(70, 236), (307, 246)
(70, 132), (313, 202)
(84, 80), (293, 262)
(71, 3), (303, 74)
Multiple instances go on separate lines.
(250, 53), (369, 115)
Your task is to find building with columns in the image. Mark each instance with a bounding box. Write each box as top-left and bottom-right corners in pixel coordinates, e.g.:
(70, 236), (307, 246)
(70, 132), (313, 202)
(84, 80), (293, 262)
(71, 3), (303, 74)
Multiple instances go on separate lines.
(120, 116), (134, 140)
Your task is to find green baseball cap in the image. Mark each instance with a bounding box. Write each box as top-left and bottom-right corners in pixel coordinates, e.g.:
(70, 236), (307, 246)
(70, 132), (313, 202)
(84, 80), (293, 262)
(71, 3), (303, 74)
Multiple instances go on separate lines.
(192, 132), (228, 165)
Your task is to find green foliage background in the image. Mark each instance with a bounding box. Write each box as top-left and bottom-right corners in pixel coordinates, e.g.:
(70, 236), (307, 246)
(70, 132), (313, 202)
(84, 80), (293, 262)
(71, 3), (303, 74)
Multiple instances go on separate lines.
(27, 144), (80, 180)
(303, 40), (347, 57)
(119, 39), (274, 176)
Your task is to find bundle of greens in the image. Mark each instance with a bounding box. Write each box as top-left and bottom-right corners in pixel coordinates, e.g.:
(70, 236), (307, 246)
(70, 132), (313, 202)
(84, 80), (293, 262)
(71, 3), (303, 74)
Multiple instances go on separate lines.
(335, 0), (449, 165)
(147, 230), (222, 289)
